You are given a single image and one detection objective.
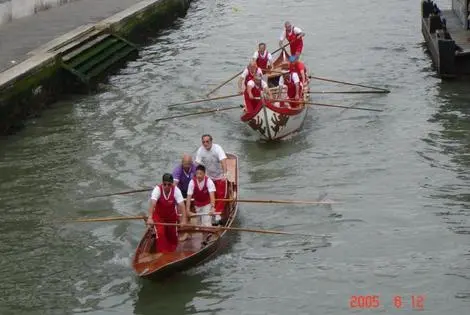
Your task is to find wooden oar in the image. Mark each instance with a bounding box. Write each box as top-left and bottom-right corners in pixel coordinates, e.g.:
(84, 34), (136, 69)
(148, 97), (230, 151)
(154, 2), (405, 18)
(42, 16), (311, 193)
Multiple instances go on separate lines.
(308, 76), (390, 93)
(158, 222), (326, 237)
(76, 215), (146, 223)
(74, 217), (328, 238)
(268, 99), (383, 112)
(85, 188), (153, 199)
(155, 105), (242, 122)
(216, 198), (338, 205)
(206, 43), (291, 96)
(167, 93), (241, 108)
(308, 90), (388, 94)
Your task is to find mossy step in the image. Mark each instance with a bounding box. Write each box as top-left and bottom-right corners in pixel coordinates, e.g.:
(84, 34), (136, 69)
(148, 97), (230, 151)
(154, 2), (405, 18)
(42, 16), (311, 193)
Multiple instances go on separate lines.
(75, 41), (130, 74)
(62, 33), (111, 62)
(86, 46), (137, 79)
(65, 37), (121, 69)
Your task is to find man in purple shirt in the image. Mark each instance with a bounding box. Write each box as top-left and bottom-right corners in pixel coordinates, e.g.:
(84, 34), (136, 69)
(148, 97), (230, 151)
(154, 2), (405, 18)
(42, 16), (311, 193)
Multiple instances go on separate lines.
(172, 154), (197, 198)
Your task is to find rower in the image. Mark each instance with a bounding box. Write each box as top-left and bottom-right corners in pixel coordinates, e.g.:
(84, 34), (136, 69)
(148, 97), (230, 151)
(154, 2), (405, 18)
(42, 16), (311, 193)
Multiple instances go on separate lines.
(172, 154), (197, 198)
(288, 55), (308, 85)
(244, 74), (272, 113)
(186, 164), (216, 228)
(195, 134), (228, 224)
(252, 42), (273, 74)
(279, 21), (305, 59)
(278, 70), (302, 108)
(238, 60), (263, 94)
(146, 173), (187, 253)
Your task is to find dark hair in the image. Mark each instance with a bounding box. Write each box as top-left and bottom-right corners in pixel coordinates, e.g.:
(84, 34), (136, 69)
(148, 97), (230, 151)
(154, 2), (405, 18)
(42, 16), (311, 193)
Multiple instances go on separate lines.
(196, 165), (206, 172)
(201, 134), (212, 141)
(259, 42), (266, 47)
(162, 173), (174, 183)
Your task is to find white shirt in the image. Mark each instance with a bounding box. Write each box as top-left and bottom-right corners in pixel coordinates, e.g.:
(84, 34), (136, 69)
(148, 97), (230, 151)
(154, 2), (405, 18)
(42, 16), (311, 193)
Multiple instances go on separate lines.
(247, 80), (268, 89)
(195, 144), (227, 180)
(280, 26), (303, 41)
(253, 51), (273, 63)
(187, 177), (216, 196)
(240, 67), (263, 79)
(278, 72), (300, 86)
(151, 186), (184, 204)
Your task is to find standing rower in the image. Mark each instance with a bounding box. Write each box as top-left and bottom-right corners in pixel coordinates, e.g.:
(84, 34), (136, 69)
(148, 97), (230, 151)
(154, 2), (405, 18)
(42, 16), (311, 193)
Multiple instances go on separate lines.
(244, 74), (272, 113)
(172, 154), (197, 198)
(278, 70), (302, 108)
(238, 60), (263, 94)
(279, 21), (305, 58)
(252, 43), (274, 73)
(146, 173), (187, 253)
(186, 165), (216, 227)
(195, 134), (228, 223)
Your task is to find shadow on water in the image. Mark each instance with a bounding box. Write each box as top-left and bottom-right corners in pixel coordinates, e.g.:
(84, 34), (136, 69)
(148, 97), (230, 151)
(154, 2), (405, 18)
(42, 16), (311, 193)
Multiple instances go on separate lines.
(133, 216), (242, 315)
(421, 80), (470, 235)
(132, 273), (206, 315)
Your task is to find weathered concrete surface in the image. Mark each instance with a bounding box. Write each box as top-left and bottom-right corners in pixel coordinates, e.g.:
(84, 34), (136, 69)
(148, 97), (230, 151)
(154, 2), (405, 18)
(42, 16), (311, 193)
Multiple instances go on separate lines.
(0, 0), (192, 135)
(0, 0), (143, 73)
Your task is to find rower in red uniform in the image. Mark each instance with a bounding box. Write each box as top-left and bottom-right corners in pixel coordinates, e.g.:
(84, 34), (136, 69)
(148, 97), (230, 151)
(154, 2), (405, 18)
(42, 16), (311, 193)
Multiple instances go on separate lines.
(288, 55), (308, 85)
(186, 165), (216, 227)
(146, 173), (187, 253)
(279, 21), (305, 58)
(243, 74), (273, 113)
(238, 60), (263, 94)
(252, 43), (273, 72)
(278, 70), (303, 108)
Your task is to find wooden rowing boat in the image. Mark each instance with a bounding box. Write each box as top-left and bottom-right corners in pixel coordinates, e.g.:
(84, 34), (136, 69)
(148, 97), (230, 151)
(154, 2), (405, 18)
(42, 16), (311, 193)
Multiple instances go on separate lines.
(132, 153), (239, 280)
(240, 51), (310, 141)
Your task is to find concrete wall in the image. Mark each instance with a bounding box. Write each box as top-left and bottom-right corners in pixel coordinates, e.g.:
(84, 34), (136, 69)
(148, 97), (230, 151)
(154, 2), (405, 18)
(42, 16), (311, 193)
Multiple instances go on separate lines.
(0, 0), (77, 25)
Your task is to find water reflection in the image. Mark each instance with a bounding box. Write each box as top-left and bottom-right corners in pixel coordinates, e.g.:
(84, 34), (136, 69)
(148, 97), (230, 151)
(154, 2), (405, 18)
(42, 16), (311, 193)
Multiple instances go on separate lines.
(423, 80), (470, 235)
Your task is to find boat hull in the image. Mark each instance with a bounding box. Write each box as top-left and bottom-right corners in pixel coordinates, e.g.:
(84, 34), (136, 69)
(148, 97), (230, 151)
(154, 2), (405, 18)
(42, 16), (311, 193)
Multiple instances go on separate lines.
(241, 102), (308, 141)
(132, 154), (239, 280)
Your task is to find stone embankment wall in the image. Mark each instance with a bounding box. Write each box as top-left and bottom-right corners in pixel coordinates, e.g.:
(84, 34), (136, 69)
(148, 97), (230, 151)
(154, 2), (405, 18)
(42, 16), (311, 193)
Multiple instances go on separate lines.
(0, 0), (76, 25)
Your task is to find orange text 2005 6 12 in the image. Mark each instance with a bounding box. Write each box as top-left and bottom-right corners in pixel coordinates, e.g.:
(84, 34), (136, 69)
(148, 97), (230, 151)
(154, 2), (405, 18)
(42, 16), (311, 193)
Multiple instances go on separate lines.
(349, 295), (425, 310)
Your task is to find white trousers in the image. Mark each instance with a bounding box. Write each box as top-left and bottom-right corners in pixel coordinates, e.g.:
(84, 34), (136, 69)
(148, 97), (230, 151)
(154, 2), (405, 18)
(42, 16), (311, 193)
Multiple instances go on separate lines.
(195, 204), (212, 227)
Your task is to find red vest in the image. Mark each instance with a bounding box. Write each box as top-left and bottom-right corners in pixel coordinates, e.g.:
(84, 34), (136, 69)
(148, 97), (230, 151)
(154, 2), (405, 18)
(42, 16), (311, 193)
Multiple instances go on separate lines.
(192, 176), (211, 207)
(256, 51), (269, 69)
(244, 67), (261, 86)
(153, 185), (177, 221)
(289, 61), (306, 77)
(285, 75), (298, 99)
(286, 27), (303, 55)
(243, 80), (263, 112)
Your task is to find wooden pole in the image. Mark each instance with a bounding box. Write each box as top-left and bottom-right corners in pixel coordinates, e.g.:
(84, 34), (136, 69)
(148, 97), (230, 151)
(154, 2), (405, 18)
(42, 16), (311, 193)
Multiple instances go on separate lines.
(167, 93), (241, 108)
(155, 105), (242, 122)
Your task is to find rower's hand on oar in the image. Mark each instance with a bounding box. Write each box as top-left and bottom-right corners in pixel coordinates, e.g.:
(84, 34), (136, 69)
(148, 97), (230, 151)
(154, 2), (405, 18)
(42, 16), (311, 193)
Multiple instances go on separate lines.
(146, 217), (154, 228)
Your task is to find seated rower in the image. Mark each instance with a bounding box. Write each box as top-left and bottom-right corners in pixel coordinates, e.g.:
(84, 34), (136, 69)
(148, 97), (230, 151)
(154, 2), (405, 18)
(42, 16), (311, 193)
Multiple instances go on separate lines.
(252, 42), (273, 75)
(238, 60), (263, 94)
(244, 74), (273, 113)
(172, 154), (197, 198)
(186, 165), (216, 228)
(146, 173), (187, 253)
(288, 55), (309, 85)
(278, 70), (303, 108)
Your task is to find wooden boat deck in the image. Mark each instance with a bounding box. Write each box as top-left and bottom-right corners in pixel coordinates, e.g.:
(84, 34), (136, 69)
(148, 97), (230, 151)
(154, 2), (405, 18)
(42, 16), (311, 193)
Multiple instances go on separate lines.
(132, 154), (238, 278)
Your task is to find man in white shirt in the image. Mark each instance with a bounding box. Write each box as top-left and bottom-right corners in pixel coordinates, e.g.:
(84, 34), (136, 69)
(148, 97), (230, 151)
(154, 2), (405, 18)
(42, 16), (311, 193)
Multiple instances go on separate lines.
(252, 43), (273, 70)
(186, 164), (216, 227)
(277, 70), (302, 108)
(238, 60), (263, 94)
(195, 134), (228, 222)
(243, 74), (273, 113)
(279, 21), (305, 57)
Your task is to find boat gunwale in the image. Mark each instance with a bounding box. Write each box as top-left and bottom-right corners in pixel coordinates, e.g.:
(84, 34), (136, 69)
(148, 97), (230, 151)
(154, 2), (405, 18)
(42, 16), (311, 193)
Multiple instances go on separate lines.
(132, 153), (239, 278)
